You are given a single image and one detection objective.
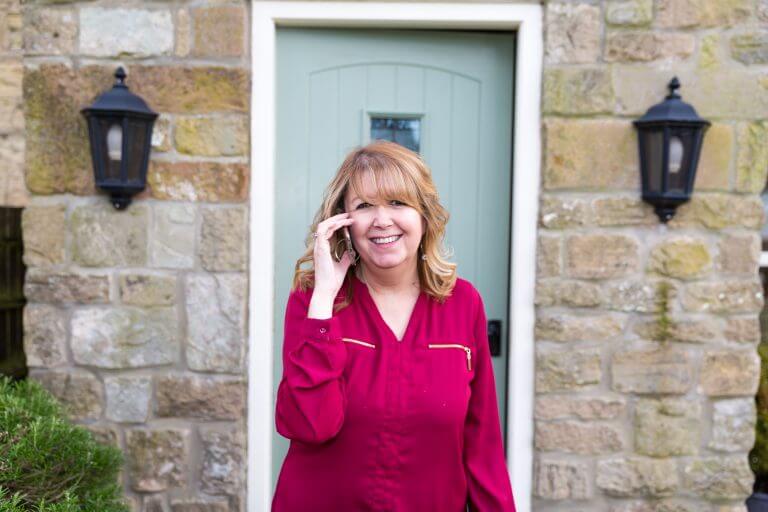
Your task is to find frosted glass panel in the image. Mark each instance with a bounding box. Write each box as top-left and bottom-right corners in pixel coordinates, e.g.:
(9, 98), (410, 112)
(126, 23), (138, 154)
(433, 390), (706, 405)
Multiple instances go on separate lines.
(370, 117), (421, 153)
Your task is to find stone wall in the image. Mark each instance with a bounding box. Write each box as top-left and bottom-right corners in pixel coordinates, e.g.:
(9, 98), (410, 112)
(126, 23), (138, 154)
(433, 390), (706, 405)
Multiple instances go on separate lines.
(0, 0), (26, 206)
(19, 1), (250, 510)
(536, 0), (766, 510)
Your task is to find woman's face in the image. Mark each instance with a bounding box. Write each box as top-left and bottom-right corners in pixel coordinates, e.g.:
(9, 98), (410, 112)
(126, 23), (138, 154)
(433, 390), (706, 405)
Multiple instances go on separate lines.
(343, 171), (426, 273)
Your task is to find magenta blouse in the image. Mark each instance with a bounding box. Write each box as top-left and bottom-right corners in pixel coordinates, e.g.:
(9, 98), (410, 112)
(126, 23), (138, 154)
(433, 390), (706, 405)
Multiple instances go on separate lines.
(272, 273), (516, 512)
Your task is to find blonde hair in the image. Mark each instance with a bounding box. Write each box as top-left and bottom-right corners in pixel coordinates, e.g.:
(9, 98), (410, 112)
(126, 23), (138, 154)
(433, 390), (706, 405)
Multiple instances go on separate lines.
(292, 140), (458, 311)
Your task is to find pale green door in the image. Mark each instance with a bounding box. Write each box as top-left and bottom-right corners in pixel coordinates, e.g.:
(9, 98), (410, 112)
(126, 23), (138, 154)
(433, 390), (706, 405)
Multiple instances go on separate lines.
(274, 27), (515, 490)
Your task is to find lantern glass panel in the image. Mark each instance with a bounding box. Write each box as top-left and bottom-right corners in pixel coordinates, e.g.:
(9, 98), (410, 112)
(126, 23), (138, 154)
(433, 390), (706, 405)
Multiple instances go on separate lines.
(124, 118), (150, 185)
(666, 127), (697, 194)
(95, 116), (124, 183)
(641, 129), (664, 193)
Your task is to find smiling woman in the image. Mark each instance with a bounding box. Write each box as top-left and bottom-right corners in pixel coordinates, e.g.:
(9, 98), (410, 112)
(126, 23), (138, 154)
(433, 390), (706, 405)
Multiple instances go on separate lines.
(273, 140), (516, 511)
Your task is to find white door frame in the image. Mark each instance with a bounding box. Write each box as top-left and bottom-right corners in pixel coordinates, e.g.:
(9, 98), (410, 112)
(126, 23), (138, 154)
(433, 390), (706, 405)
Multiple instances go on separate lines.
(249, 3), (542, 510)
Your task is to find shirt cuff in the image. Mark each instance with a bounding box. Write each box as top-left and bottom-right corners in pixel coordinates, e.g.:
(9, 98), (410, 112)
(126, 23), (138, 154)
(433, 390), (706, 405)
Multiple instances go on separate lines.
(300, 315), (341, 342)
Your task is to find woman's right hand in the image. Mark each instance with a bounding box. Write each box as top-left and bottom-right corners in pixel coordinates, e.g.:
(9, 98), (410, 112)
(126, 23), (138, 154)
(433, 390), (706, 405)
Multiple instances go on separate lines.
(312, 212), (356, 299)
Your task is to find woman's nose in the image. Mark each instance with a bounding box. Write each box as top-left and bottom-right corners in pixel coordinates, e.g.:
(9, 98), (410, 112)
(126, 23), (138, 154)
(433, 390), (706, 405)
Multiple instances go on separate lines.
(371, 205), (394, 227)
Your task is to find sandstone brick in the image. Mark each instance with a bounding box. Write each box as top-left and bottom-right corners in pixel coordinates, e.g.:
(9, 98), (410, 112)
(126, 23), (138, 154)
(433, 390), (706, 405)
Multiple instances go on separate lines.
(535, 312), (623, 342)
(148, 161), (248, 202)
(21, 204), (65, 266)
(544, 119), (637, 190)
(537, 235), (561, 278)
(696, 123), (732, 191)
(633, 316), (719, 344)
(648, 238), (712, 280)
(538, 196), (590, 230)
(534, 458), (590, 499)
(119, 273), (176, 306)
(175, 115), (248, 156)
(736, 121), (768, 193)
(23, 304), (66, 367)
(709, 398), (756, 452)
(603, 280), (674, 313)
(671, 194), (764, 230)
(0, 133), (26, 206)
(683, 457), (753, 501)
(70, 203), (148, 267)
(24, 268), (109, 303)
(200, 207), (247, 271)
(656, 0), (750, 28)
(71, 307), (178, 368)
(545, 3), (600, 64)
(565, 234), (639, 279)
(606, 0), (652, 26)
(699, 349), (760, 396)
(698, 34), (722, 71)
(597, 457), (678, 497)
(535, 420), (623, 454)
(155, 375), (246, 420)
(149, 203), (195, 269)
(635, 398), (701, 457)
(605, 32), (695, 62)
(200, 426), (245, 494)
(592, 197), (656, 226)
(535, 280), (602, 308)
(611, 346), (693, 394)
(717, 233), (760, 274)
(186, 273), (247, 373)
(151, 114), (172, 152)
(192, 6), (245, 58)
(129, 65), (249, 113)
(126, 428), (189, 492)
(535, 395), (626, 421)
(34, 369), (103, 421)
(682, 280), (763, 314)
(23, 7), (76, 55)
(105, 376), (151, 423)
(731, 32), (768, 65)
(724, 316), (760, 344)
(536, 347), (602, 392)
(80, 8), (173, 58)
(543, 67), (613, 115)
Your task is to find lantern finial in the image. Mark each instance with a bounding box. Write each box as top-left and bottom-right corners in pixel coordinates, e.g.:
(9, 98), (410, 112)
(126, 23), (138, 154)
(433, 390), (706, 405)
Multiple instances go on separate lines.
(666, 77), (681, 99)
(114, 67), (127, 87)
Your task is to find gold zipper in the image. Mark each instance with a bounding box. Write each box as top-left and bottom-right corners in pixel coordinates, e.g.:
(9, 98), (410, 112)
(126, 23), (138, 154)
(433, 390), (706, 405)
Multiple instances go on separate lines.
(342, 337), (376, 349)
(428, 344), (472, 371)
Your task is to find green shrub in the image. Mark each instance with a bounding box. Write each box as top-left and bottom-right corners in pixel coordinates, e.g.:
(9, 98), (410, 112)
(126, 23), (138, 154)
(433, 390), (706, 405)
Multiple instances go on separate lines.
(0, 377), (128, 512)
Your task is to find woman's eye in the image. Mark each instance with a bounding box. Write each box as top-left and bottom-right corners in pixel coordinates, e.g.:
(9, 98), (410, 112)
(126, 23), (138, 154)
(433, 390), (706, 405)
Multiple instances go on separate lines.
(356, 202), (370, 209)
(390, 200), (405, 206)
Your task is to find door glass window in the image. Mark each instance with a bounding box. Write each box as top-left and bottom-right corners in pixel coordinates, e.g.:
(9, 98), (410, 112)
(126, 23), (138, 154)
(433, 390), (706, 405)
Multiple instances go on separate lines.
(370, 117), (421, 153)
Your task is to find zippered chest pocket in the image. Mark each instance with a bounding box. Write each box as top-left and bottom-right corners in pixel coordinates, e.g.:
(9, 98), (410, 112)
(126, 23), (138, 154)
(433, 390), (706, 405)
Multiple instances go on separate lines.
(427, 343), (472, 371)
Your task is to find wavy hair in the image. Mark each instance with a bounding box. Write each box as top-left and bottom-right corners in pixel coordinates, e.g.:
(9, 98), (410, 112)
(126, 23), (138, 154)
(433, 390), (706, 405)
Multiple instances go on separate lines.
(292, 140), (458, 311)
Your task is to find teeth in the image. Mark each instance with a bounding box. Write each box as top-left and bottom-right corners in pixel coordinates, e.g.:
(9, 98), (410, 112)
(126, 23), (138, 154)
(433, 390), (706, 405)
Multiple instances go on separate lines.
(371, 235), (401, 244)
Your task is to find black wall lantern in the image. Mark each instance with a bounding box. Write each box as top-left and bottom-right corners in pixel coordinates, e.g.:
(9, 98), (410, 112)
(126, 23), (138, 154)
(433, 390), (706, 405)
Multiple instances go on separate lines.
(634, 77), (710, 223)
(81, 67), (158, 210)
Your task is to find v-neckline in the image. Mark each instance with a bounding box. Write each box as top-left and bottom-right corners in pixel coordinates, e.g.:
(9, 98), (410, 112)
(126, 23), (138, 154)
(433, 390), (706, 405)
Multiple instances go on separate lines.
(353, 272), (426, 343)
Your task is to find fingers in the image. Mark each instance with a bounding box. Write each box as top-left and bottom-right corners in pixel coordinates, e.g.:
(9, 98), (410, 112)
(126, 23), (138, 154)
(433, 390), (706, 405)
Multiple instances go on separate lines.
(315, 217), (354, 242)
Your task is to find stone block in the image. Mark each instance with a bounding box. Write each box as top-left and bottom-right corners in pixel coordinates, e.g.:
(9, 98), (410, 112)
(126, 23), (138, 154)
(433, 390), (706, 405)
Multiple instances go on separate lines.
(21, 204), (65, 266)
(23, 304), (66, 367)
(200, 426), (245, 494)
(535, 312), (623, 342)
(606, 0), (652, 26)
(23, 7), (76, 55)
(656, 0), (750, 28)
(535, 395), (626, 421)
(105, 376), (151, 423)
(647, 238), (712, 279)
(537, 235), (560, 278)
(186, 274), (247, 373)
(731, 33), (768, 65)
(565, 234), (639, 279)
(605, 32), (695, 62)
(699, 349), (760, 396)
(545, 3), (600, 64)
(71, 307), (178, 368)
(174, 115), (248, 157)
(192, 6), (245, 58)
(611, 346), (693, 394)
(544, 119), (637, 190)
(717, 233), (760, 274)
(671, 194), (764, 230)
(151, 114), (172, 152)
(126, 428), (189, 492)
(170, 499), (229, 512)
(200, 207), (247, 271)
(596, 457), (678, 497)
(534, 280), (602, 308)
(696, 123), (732, 191)
(175, 8), (190, 57)
(149, 203), (195, 269)
(710, 398), (756, 452)
(736, 121), (768, 194)
(70, 203), (148, 267)
(633, 316), (719, 344)
(148, 161), (248, 202)
(538, 196), (590, 230)
(592, 197), (656, 226)
(724, 316), (760, 344)
(0, 133), (27, 206)
(119, 273), (176, 306)
(79, 8), (173, 57)
(682, 280), (763, 314)
(24, 268), (109, 303)
(155, 375), (246, 420)
(536, 347), (601, 392)
(683, 457), (753, 501)
(543, 67), (613, 115)
(33, 369), (103, 420)
(534, 458), (590, 499)
(635, 398), (701, 456)
(535, 420), (623, 454)
(602, 281), (672, 313)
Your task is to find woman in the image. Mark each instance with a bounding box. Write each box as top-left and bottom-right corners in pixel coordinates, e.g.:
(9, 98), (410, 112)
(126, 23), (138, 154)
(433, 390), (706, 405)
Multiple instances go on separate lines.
(272, 140), (516, 511)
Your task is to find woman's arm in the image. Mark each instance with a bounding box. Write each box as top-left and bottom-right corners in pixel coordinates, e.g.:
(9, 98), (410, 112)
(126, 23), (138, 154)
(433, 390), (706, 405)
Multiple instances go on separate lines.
(274, 288), (348, 444)
(464, 290), (517, 511)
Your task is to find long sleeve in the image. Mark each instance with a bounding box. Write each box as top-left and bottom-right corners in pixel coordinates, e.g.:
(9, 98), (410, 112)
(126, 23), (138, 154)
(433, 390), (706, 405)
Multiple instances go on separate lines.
(464, 291), (516, 511)
(275, 288), (348, 444)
